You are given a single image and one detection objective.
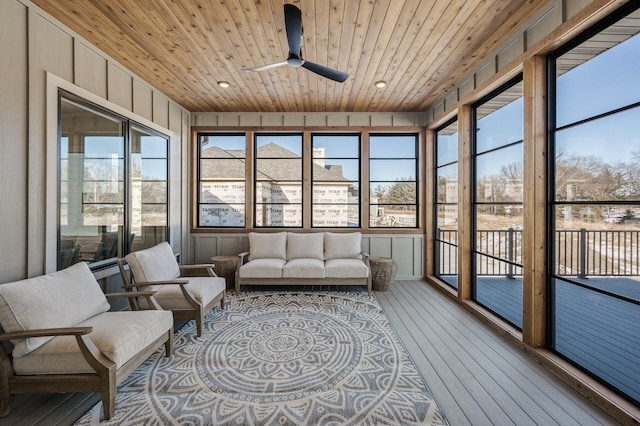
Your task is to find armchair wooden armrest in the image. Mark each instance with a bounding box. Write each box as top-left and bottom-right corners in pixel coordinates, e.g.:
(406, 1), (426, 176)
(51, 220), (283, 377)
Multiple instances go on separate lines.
(126, 280), (198, 310)
(0, 326), (114, 380)
(131, 279), (190, 286)
(106, 291), (163, 310)
(237, 252), (249, 267)
(0, 327), (93, 341)
(105, 291), (157, 298)
(179, 264), (215, 270)
(179, 263), (217, 277)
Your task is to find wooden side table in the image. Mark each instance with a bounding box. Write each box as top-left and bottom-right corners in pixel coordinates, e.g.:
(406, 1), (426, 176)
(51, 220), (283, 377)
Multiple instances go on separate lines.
(369, 257), (398, 291)
(210, 255), (240, 290)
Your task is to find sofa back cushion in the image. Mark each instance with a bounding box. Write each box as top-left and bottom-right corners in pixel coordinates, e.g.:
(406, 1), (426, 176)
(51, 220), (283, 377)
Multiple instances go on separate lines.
(287, 232), (325, 260)
(248, 232), (287, 261)
(324, 232), (362, 260)
(0, 262), (110, 357)
(125, 241), (180, 283)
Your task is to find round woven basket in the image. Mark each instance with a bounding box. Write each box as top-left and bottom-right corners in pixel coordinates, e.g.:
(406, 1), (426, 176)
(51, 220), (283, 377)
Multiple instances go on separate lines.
(370, 257), (398, 291)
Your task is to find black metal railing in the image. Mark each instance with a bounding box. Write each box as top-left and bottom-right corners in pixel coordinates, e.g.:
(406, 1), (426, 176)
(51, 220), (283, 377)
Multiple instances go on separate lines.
(435, 229), (458, 276)
(436, 228), (640, 278)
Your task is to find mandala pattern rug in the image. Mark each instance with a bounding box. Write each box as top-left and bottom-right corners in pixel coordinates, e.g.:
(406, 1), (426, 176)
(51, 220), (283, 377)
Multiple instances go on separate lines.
(76, 291), (448, 425)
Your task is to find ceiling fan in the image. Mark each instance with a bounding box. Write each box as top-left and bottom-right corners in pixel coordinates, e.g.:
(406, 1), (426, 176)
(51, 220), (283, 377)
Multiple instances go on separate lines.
(244, 4), (349, 83)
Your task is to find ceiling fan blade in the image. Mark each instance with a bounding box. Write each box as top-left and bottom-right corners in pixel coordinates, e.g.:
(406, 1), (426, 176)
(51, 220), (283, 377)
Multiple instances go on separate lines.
(244, 61), (289, 72)
(284, 4), (302, 56)
(301, 61), (349, 83)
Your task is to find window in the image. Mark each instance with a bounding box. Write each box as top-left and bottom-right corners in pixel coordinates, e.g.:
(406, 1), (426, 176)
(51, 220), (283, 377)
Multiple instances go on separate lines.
(131, 125), (168, 249)
(195, 130), (420, 229)
(472, 78), (524, 329)
(198, 134), (246, 227)
(550, 5), (640, 404)
(311, 134), (360, 227)
(434, 119), (459, 289)
(369, 134), (418, 228)
(255, 133), (303, 227)
(58, 93), (169, 270)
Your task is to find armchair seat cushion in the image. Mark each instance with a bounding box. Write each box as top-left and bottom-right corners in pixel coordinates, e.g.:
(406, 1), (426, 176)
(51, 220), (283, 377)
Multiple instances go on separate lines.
(140, 277), (226, 310)
(238, 258), (286, 278)
(283, 258), (325, 278)
(12, 310), (173, 375)
(325, 258), (370, 279)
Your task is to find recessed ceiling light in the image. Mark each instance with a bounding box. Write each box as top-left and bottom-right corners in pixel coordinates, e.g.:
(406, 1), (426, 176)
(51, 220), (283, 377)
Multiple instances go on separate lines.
(374, 80), (387, 88)
(218, 81), (230, 88)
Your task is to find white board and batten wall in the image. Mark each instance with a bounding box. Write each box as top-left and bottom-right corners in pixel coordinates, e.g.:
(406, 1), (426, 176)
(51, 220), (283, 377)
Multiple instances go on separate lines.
(191, 233), (424, 280)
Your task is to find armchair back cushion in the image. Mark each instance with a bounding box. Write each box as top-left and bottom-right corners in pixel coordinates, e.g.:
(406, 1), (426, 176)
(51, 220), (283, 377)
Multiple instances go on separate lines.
(324, 232), (362, 260)
(248, 232), (287, 261)
(0, 262), (110, 357)
(125, 241), (180, 282)
(287, 232), (325, 260)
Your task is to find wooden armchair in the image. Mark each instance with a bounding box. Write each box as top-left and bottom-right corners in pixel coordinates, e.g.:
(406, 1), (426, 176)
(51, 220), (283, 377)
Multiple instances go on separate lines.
(0, 262), (174, 420)
(117, 242), (226, 337)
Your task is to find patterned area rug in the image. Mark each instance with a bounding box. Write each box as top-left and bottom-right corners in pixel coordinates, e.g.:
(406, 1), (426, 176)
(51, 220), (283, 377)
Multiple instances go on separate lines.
(76, 291), (448, 425)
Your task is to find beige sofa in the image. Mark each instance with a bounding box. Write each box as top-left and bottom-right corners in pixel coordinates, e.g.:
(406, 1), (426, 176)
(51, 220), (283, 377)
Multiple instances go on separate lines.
(235, 232), (372, 295)
(0, 262), (174, 420)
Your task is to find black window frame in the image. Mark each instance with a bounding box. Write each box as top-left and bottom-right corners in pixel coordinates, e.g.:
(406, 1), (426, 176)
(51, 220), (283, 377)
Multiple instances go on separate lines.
(470, 74), (525, 329)
(368, 132), (419, 229)
(57, 89), (170, 271)
(310, 133), (361, 228)
(434, 117), (459, 289)
(197, 132), (247, 228)
(546, 1), (640, 405)
(254, 132), (304, 228)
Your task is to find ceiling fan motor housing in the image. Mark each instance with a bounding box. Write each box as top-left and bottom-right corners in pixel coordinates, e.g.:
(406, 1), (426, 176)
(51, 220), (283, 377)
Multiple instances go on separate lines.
(287, 54), (304, 67)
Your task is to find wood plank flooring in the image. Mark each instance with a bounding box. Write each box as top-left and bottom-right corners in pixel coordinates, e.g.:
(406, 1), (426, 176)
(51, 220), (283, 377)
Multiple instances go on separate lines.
(452, 274), (640, 405)
(0, 280), (621, 425)
(376, 280), (619, 426)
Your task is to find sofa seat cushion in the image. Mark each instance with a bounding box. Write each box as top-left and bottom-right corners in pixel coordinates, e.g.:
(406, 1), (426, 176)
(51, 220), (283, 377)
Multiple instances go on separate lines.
(125, 242), (180, 282)
(324, 232), (362, 260)
(248, 232), (287, 261)
(139, 277), (226, 310)
(239, 258), (286, 278)
(325, 259), (369, 279)
(287, 233), (324, 260)
(283, 259), (325, 279)
(0, 262), (110, 358)
(12, 310), (173, 375)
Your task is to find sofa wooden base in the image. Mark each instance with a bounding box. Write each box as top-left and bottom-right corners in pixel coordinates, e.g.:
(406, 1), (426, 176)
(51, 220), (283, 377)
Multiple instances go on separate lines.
(235, 277), (372, 295)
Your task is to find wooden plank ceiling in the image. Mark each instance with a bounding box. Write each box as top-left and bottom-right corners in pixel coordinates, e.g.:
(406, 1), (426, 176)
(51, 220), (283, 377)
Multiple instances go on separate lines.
(31, 0), (547, 113)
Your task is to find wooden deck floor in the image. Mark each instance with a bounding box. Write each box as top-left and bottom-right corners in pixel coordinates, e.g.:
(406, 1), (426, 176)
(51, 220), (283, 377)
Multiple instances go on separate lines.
(449, 274), (640, 405)
(376, 280), (619, 426)
(0, 280), (621, 425)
